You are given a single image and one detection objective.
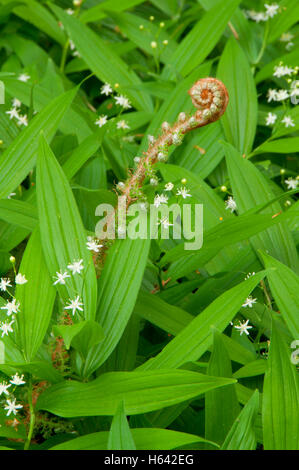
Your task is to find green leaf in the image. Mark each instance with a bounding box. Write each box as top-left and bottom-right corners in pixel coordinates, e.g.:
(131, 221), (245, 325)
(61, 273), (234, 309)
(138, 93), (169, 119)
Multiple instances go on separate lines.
(221, 390), (259, 450)
(15, 228), (55, 361)
(0, 86), (77, 199)
(261, 252), (299, 339)
(83, 238), (150, 376)
(80, 0), (145, 23)
(36, 134), (97, 321)
(50, 427), (217, 450)
(162, 0), (241, 79)
(36, 369), (236, 417)
(0, 199), (37, 231)
(51, 5), (153, 113)
(268, 0), (299, 43)
(224, 142), (298, 273)
(252, 137), (299, 155)
(138, 271), (266, 370)
(107, 401), (136, 450)
(262, 319), (299, 450)
(53, 321), (104, 357)
(205, 329), (240, 445)
(217, 37), (257, 154)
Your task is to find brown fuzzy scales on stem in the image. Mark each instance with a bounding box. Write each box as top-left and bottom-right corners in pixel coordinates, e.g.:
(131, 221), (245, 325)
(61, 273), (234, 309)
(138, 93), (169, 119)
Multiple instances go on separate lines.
(120, 78), (229, 207)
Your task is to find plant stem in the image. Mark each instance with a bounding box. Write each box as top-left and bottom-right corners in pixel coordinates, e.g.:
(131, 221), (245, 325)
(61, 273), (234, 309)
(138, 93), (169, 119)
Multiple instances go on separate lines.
(60, 39), (69, 73)
(24, 377), (35, 450)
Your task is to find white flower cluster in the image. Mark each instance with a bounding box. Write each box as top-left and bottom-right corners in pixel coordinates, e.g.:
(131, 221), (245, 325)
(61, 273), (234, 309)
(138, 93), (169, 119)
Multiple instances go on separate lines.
(265, 112), (295, 128)
(280, 32), (294, 51)
(5, 97), (28, 127)
(95, 83), (131, 131)
(0, 373), (25, 417)
(225, 196), (237, 213)
(244, 3), (279, 22)
(0, 273), (27, 338)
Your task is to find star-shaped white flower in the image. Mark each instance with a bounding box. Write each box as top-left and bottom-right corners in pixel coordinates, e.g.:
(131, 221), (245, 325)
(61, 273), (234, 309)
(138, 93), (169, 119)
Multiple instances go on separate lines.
(101, 83), (113, 96)
(86, 237), (103, 253)
(114, 95), (131, 109)
(17, 114), (28, 126)
(280, 32), (294, 42)
(285, 178), (298, 190)
(10, 373), (26, 386)
(154, 194), (168, 208)
(15, 273), (28, 285)
(265, 112), (277, 126)
(67, 259), (84, 275)
(95, 115), (108, 128)
(273, 65), (294, 78)
(267, 88), (278, 102)
(281, 116), (295, 128)
(1, 298), (20, 316)
(65, 296), (84, 316)
(4, 398), (23, 416)
(66, 8), (74, 15)
(264, 3), (279, 18)
(225, 196), (237, 213)
(12, 98), (21, 108)
(0, 320), (15, 337)
(0, 278), (12, 292)
(165, 182), (174, 191)
(242, 296), (257, 308)
(17, 73), (30, 82)
(53, 271), (70, 286)
(0, 381), (11, 396)
(176, 187), (192, 199)
(157, 217), (173, 229)
(234, 319), (253, 336)
(276, 89), (289, 101)
(5, 108), (19, 120)
(117, 120), (130, 130)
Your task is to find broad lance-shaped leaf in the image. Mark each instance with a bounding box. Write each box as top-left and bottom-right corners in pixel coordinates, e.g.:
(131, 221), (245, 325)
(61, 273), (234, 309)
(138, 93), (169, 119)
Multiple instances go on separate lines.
(224, 142), (299, 273)
(217, 37), (257, 155)
(51, 4), (153, 113)
(0, 86), (77, 199)
(82, 237), (150, 377)
(138, 271), (266, 371)
(162, 0), (241, 80)
(221, 390), (259, 450)
(15, 228), (56, 362)
(262, 320), (299, 450)
(261, 252), (299, 339)
(108, 402), (136, 450)
(205, 329), (240, 445)
(37, 134), (97, 321)
(51, 428), (217, 451)
(36, 369), (236, 417)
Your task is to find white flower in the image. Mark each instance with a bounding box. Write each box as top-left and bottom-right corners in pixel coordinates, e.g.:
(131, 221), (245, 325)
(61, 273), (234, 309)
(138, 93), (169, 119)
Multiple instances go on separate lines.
(117, 120), (130, 130)
(252, 12), (268, 22)
(265, 112), (277, 126)
(151, 41), (157, 49)
(7, 193), (16, 199)
(15, 273), (28, 285)
(176, 187), (192, 199)
(234, 319), (253, 336)
(165, 182), (174, 191)
(101, 83), (113, 96)
(5, 108), (19, 120)
(10, 373), (25, 386)
(273, 65), (294, 78)
(66, 8), (74, 15)
(225, 196), (237, 213)
(0, 382), (11, 396)
(157, 217), (173, 228)
(286, 42), (294, 51)
(244, 272), (256, 280)
(12, 98), (21, 108)
(17, 73), (30, 82)
(17, 114), (28, 126)
(0, 278), (12, 292)
(0, 320), (15, 337)
(1, 298), (20, 316)
(114, 95), (131, 109)
(95, 115), (108, 128)
(53, 271), (70, 286)
(242, 296), (257, 308)
(67, 259), (84, 275)
(276, 89), (289, 101)
(267, 88), (278, 102)
(280, 32), (294, 42)
(86, 237), (103, 253)
(281, 116), (295, 128)
(4, 398), (23, 416)
(154, 194), (168, 208)
(65, 296), (83, 316)
(285, 178), (298, 190)
(150, 177), (158, 186)
(264, 3), (279, 18)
